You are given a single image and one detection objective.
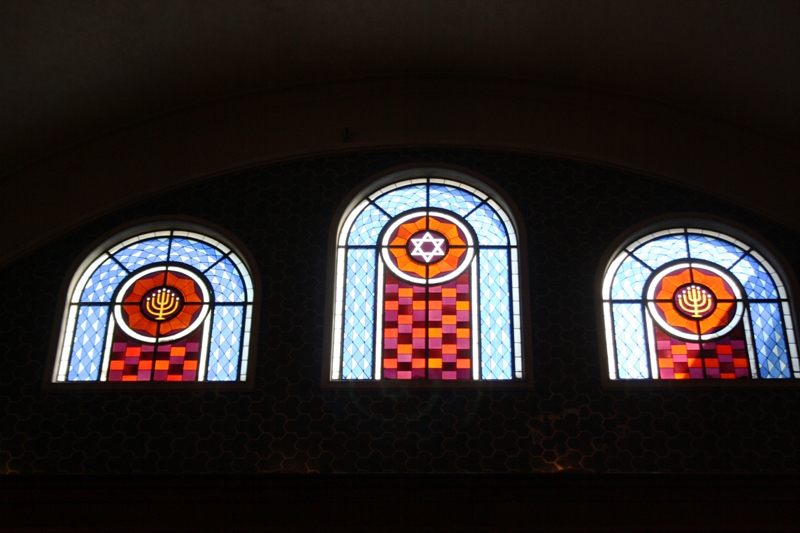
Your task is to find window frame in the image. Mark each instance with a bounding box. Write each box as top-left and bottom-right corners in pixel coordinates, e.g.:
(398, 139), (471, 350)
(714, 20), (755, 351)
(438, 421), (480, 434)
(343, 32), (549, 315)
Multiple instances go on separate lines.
(322, 164), (533, 389)
(45, 217), (261, 390)
(596, 213), (800, 388)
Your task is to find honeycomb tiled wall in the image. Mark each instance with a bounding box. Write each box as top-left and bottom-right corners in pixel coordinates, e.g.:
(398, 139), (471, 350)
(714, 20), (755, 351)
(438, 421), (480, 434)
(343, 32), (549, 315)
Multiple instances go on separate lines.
(1, 150), (798, 474)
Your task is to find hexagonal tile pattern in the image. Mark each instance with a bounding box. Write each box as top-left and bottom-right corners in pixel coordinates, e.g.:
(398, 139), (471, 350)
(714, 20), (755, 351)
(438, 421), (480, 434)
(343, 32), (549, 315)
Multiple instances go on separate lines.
(0, 150), (798, 475)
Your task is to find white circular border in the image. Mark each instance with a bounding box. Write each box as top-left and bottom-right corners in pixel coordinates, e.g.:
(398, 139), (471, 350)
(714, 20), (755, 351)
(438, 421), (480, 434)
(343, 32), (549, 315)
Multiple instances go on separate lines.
(113, 265), (211, 343)
(380, 211), (475, 285)
(645, 261), (744, 341)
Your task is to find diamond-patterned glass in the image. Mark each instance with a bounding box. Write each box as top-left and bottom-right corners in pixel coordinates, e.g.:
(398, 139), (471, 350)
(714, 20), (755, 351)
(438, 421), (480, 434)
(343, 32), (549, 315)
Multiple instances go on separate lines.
(610, 254), (651, 300)
(612, 303), (649, 379)
(373, 185), (428, 217)
(466, 204), (509, 246)
(205, 257), (246, 302)
(730, 254), (778, 300)
(347, 204), (390, 246)
(479, 249), (512, 379)
(207, 306), (243, 381)
(169, 237), (225, 271)
(687, 234), (745, 268)
(631, 234), (688, 269)
(80, 256), (128, 302)
(750, 303), (791, 378)
(428, 184), (483, 217)
(112, 238), (170, 270)
(67, 305), (109, 381)
(342, 249), (376, 379)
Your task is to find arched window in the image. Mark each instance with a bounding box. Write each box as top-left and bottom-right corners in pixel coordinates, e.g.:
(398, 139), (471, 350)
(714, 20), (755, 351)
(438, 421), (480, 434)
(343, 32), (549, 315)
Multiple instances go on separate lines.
(49, 221), (258, 385)
(601, 219), (798, 381)
(327, 167), (527, 383)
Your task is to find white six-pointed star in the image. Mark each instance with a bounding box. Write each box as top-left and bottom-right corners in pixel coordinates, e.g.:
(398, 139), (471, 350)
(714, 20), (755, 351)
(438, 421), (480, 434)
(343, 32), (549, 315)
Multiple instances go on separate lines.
(409, 231), (446, 263)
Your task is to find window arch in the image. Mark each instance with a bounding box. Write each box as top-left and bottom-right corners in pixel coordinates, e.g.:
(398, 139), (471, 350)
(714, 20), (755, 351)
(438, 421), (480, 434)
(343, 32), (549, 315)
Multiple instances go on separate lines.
(601, 219), (798, 381)
(50, 221), (258, 385)
(327, 167), (527, 382)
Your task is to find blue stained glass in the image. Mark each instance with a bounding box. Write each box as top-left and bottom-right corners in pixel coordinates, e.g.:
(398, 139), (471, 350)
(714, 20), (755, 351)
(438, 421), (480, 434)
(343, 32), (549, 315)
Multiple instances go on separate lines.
(373, 185), (428, 217)
(113, 238), (169, 270)
(207, 306), (243, 381)
(428, 185), (483, 217)
(347, 204), (390, 246)
(466, 204), (508, 246)
(80, 257), (128, 302)
(67, 305), (108, 381)
(631, 234), (688, 269)
(730, 254), (778, 300)
(612, 303), (648, 379)
(687, 235), (745, 268)
(342, 249), (376, 379)
(169, 238), (225, 271)
(750, 303), (791, 378)
(479, 249), (512, 379)
(611, 255), (652, 300)
(205, 258), (246, 302)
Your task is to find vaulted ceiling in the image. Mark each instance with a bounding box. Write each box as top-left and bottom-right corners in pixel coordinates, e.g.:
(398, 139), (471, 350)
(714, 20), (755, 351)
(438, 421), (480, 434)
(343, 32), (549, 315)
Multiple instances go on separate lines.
(2, 1), (798, 266)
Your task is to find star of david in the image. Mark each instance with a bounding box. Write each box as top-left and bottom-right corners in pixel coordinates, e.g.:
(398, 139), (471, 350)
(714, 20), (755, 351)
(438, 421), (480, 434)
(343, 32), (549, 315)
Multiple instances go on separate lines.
(409, 231), (447, 263)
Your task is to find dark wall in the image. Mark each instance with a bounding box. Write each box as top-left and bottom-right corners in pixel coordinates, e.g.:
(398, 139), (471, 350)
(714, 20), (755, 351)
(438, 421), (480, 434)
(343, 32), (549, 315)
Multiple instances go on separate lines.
(1, 150), (798, 475)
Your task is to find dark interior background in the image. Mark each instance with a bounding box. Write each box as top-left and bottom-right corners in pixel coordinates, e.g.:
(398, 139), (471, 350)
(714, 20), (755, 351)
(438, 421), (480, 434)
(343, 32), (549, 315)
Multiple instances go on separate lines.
(2, 150), (797, 477)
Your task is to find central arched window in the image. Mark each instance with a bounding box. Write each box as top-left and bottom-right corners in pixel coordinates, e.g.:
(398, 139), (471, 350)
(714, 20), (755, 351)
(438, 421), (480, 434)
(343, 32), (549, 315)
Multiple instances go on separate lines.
(327, 167), (527, 383)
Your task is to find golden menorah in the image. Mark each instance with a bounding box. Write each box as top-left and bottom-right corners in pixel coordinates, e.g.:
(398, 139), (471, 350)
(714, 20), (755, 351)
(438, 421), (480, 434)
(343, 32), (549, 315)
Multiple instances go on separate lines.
(676, 285), (714, 318)
(145, 288), (181, 321)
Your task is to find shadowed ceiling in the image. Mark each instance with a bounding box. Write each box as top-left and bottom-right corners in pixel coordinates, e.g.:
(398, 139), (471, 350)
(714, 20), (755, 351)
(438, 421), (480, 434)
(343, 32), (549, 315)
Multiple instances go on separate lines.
(1, 1), (798, 265)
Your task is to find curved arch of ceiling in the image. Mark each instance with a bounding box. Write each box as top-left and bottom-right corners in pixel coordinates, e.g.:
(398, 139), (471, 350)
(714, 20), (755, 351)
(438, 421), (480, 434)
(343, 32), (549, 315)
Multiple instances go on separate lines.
(1, 77), (798, 268)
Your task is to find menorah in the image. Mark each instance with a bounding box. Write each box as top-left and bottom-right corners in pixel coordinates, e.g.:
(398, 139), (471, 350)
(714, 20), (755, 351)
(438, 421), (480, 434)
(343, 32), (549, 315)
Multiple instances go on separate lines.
(144, 288), (181, 321)
(675, 284), (714, 318)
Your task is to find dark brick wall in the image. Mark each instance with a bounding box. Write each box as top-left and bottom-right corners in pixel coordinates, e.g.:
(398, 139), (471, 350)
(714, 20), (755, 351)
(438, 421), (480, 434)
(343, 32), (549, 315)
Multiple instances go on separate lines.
(1, 150), (798, 474)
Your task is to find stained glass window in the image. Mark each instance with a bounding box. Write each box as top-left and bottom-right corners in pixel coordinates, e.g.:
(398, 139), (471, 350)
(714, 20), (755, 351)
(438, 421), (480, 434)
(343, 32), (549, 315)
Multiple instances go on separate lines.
(602, 224), (798, 381)
(52, 225), (256, 384)
(329, 171), (525, 382)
